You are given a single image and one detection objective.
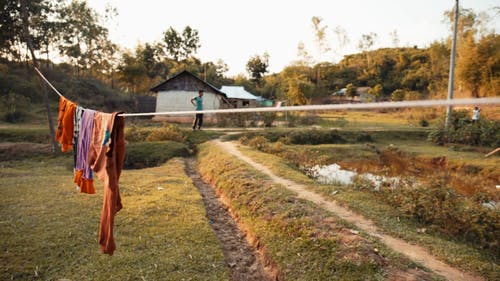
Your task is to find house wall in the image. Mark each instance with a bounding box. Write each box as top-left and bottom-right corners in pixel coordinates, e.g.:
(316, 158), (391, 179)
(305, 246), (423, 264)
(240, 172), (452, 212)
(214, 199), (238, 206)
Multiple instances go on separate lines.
(156, 90), (222, 112)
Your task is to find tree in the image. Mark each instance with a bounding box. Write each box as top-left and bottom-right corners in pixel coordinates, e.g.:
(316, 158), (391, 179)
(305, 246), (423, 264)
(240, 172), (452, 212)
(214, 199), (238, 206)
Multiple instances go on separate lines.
(295, 41), (313, 66)
(56, 0), (113, 76)
(0, 0), (56, 62)
(389, 29), (400, 47)
(368, 84), (383, 100)
(162, 27), (182, 60)
(18, 0), (57, 151)
(246, 53), (269, 83)
(162, 26), (200, 61)
(181, 26), (200, 59)
(357, 32), (378, 52)
(391, 89), (405, 101)
(346, 83), (356, 100)
(311, 16), (330, 88)
(333, 25), (350, 56)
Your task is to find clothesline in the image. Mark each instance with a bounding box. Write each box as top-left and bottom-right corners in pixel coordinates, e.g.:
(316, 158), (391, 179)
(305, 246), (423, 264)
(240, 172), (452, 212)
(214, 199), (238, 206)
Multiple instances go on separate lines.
(34, 67), (500, 117)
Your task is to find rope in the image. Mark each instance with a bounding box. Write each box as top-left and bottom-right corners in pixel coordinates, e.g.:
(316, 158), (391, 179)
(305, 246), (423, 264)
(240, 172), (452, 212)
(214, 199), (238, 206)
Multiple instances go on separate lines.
(34, 67), (63, 98)
(33, 66), (500, 117)
(119, 97), (500, 117)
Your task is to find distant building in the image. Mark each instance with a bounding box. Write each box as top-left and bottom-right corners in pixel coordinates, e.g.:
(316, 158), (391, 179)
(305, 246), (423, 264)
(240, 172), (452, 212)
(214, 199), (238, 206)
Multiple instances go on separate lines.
(220, 86), (259, 108)
(149, 70), (228, 122)
(329, 86), (375, 103)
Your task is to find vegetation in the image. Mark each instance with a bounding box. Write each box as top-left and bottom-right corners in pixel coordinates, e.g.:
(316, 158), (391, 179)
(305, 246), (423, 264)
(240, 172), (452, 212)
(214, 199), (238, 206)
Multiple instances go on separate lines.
(1, 1), (497, 113)
(124, 141), (188, 169)
(0, 156), (230, 280)
(429, 110), (500, 147)
(235, 144), (499, 279)
(197, 143), (439, 280)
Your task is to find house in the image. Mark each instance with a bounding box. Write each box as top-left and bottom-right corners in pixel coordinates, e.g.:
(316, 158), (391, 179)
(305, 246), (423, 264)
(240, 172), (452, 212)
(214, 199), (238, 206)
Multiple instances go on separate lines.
(329, 86), (375, 103)
(220, 86), (259, 108)
(149, 70), (228, 122)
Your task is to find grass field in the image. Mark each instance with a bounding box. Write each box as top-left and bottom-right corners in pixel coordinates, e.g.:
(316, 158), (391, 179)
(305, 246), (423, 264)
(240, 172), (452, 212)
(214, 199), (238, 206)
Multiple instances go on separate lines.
(0, 156), (229, 280)
(0, 108), (498, 280)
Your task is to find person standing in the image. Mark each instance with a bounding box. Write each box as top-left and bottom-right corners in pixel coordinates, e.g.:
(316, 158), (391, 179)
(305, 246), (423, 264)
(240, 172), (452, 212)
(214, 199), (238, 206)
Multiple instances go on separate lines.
(472, 106), (480, 123)
(191, 90), (204, 130)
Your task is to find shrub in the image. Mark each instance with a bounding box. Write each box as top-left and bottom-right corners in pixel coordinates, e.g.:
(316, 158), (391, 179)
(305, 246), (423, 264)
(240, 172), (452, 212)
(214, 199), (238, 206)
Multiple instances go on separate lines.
(382, 180), (499, 252)
(125, 125), (151, 142)
(146, 124), (186, 142)
(289, 129), (345, 145)
(246, 136), (269, 151)
(123, 141), (188, 169)
(419, 119), (429, 127)
(429, 110), (500, 147)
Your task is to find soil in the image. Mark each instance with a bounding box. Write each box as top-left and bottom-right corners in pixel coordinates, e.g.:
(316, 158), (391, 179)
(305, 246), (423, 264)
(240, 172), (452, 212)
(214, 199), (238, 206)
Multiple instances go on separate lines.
(184, 158), (273, 281)
(214, 140), (484, 281)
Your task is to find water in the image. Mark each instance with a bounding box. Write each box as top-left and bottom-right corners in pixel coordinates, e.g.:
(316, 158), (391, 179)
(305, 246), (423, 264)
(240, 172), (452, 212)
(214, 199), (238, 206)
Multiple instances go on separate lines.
(304, 163), (407, 190)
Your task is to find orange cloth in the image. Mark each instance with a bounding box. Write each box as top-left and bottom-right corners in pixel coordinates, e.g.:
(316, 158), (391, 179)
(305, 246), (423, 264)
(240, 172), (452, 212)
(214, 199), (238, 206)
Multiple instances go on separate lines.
(55, 97), (76, 152)
(73, 170), (95, 194)
(88, 112), (125, 255)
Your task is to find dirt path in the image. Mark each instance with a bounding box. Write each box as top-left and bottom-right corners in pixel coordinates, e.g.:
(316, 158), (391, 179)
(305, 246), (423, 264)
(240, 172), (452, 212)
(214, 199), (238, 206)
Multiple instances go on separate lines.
(184, 158), (272, 281)
(214, 140), (483, 281)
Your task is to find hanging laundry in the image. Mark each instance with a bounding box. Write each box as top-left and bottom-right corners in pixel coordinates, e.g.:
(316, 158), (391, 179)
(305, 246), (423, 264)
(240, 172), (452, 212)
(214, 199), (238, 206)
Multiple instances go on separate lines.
(88, 112), (125, 256)
(74, 109), (96, 194)
(73, 106), (84, 169)
(55, 97), (76, 152)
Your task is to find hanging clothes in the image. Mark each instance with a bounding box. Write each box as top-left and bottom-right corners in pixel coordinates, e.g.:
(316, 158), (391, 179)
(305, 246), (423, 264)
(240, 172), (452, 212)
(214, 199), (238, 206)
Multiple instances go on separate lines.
(73, 106), (84, 169)
(88, 112), (125, 256)
(74, 109), (96, 194)
(56, 97), (77, 152)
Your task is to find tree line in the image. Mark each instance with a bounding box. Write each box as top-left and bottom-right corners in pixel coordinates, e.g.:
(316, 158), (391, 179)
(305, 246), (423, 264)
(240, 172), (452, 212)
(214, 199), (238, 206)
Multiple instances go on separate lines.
(1, 0), (498, 106)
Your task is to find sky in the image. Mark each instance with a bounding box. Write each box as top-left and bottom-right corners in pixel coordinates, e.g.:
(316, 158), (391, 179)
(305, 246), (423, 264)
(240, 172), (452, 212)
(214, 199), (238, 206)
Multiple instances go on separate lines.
(86, 0), (499, 77)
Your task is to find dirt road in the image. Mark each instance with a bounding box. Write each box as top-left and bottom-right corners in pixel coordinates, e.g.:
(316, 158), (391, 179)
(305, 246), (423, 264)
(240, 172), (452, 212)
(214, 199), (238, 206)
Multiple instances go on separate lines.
(214, 140), (483, 281)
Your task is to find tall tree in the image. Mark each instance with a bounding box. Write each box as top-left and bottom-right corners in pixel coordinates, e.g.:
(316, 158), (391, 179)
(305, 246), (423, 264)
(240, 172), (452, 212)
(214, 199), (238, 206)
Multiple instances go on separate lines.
(162, 27), (182, 60)
(162, 26), (200, 61)
(246, 53), (269, 83)
(311, 16), (330, 87)
(19, 0), (57, 151)
(56, 0), (113, 76)
(0, 0), (56, 62)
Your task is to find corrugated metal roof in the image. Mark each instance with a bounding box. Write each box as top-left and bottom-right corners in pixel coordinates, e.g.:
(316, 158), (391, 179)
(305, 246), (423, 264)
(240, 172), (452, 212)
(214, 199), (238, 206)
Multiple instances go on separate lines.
(220, 86), (258, 100)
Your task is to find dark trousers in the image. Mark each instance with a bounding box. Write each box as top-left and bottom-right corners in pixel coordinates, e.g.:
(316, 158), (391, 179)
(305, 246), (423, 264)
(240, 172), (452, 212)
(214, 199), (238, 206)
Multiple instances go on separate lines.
(193, 113), (203, 129)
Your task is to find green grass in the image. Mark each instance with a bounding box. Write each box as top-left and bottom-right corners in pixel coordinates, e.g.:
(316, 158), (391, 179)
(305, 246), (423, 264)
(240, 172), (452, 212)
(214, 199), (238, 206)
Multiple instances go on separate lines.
(0, 156), (229, 281)
(235, 144), (499, 280)
(124, 141), (189, 169)
(197, 142), (442, 280)
(0, 127), (51, 143)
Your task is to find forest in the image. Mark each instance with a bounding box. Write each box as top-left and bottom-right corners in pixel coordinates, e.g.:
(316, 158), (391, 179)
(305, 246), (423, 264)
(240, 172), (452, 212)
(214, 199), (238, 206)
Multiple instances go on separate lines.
(0, 0), (499, 117)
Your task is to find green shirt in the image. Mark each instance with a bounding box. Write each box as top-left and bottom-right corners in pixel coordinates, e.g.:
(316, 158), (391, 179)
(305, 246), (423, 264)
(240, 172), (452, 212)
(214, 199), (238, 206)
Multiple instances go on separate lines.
(194, 96), (203, 111)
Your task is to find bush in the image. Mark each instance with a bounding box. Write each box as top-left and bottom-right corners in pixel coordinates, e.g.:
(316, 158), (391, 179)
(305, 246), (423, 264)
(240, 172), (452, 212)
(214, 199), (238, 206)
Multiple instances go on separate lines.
(289, 129), (345, 145)
(419, 119), (429, 127)
(146, 124), (186, 142)
(1, 92), (31, 123)
(382, 181), (499, 252)
(124, 141), (189, 169)
(429, 110), (500, 147)
(125, 125), (151, 142)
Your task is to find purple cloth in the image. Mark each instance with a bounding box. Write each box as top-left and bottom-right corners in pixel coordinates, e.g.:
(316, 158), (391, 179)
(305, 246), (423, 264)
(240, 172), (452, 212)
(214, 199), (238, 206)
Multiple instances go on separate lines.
(77, 109), (96, 179)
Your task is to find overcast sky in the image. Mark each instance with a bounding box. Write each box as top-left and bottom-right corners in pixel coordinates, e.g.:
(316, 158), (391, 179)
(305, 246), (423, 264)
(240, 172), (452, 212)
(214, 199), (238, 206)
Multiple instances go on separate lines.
(87, 0), (499, 77)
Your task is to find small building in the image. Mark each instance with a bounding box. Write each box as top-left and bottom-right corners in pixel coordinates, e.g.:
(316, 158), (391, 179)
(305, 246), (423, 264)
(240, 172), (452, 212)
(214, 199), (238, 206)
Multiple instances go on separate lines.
(329, 86), (375, 103)
(220, 86), (259, 108)
(149, 70), (228, 122)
